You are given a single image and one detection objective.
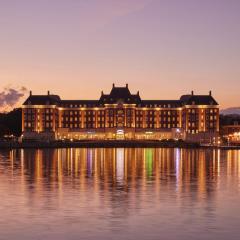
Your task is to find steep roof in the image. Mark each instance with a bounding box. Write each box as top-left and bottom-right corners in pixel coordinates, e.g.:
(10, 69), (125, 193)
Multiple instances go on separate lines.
(23, 94), (61, 105)
(180, 94), (218, 105)
(99, 85), (141, 104)
(59, 100), (99, 107)
(141, 100), (183, 108)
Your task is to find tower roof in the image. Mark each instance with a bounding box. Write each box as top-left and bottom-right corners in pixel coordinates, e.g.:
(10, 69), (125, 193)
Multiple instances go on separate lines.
(180, 94), (218, 105)
(23, 94), (61, 105)
(99, 84), (141, 104)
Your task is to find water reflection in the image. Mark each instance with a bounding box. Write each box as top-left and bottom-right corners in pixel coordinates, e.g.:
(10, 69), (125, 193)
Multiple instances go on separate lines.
(0, 148), (240, 240)
(2, 148), (240, 203)
(2, 148), (240, 199)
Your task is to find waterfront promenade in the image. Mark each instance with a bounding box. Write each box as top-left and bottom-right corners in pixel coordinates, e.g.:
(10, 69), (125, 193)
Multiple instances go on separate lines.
(0, 139), (239, 150)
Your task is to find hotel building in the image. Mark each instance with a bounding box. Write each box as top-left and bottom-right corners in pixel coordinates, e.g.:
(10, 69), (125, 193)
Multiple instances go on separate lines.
(22, 84), (219, 142)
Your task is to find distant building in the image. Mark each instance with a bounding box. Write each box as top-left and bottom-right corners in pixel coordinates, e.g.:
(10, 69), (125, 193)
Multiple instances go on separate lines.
(220, 115), (240, 144)
(21, 84), (219, 142)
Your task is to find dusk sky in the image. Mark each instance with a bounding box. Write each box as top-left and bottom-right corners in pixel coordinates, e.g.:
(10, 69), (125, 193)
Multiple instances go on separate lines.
(0, 0), (240, 109)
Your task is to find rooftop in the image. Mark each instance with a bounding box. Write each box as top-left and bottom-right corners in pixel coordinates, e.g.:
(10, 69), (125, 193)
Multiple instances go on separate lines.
(23, 85), (218, 107)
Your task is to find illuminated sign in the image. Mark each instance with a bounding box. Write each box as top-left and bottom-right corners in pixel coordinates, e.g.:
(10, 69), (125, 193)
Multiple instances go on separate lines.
(117, 129), (124, 134)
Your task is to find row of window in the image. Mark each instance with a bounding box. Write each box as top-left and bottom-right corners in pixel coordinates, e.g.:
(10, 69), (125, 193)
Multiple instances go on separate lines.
(60, 124), (180, 129)
(24, 122), (53, 128)
(188, 109), (218, 114)
(187, 115), (218, 121)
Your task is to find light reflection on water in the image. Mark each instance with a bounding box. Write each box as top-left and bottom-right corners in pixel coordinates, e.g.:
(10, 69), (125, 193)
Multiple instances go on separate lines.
(0, 148), (240, 240)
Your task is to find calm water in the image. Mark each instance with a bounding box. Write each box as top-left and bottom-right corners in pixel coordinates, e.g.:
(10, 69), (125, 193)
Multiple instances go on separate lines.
(0, 148), (240, 240)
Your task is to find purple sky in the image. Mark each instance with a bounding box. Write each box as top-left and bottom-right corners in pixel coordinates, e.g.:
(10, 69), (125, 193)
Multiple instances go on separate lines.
(0, 0), (240, 108)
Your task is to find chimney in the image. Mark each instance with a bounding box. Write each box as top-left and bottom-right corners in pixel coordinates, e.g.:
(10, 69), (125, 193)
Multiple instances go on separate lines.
(209, 90), (212, 96)
(30, 90), (32, 96)
(47, 90), (50, 95)
(126, 83), (128, 88)
(137, 90), (139, 95)
(113, 83), (115, 88)
(191, 90), (194, 96)
(101, 90), (104, 96)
